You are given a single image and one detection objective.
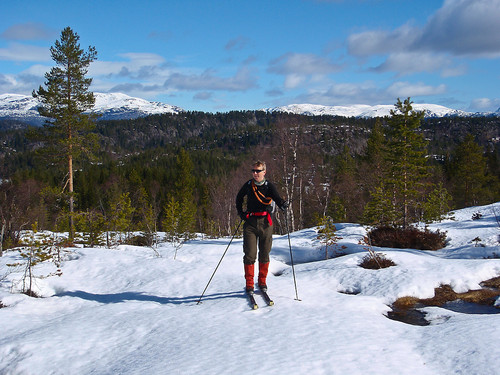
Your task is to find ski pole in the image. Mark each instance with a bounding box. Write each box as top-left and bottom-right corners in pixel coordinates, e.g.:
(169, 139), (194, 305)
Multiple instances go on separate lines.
(197, 219), (243, 305)
(284, 209), (300, 301)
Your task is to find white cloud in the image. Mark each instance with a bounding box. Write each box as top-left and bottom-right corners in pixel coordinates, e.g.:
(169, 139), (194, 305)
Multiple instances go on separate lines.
(291, 80), (448, 106)
(1, 23), (56, 41)
(269, 52), (342, 75)
(0, 72), (44, 94)
(372, 52), (465, 77)
(469, 97), (500, 112)
(347, 23), (419, 57)
(419, 0), (500, 56)
(387, 81), (447, 98)
(164, 66), (258, 92)
(90, 53), (169, 78)
(0, 42), (50, 62)
(346, 0), (500, 78)
(349, 0), (500, 58)
(268, 52), (343, 89)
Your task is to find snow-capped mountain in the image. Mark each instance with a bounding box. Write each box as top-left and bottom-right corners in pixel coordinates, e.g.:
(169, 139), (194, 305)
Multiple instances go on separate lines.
(263, 103), (487, 118)
(0, 93), (184, 125)
(1, 92), (498, 126)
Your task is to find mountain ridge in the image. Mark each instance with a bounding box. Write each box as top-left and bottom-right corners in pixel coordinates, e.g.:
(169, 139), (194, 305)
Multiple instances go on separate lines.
(0, 92), (184, 125)
(263, 103), (498, 118)
(1, 92), (498, 126)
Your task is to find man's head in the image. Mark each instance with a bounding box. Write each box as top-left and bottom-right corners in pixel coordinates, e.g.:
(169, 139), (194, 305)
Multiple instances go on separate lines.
(252, 161), (266, 183)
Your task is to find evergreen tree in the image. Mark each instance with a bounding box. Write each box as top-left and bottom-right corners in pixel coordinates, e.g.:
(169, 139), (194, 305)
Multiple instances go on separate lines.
(385, 98), (429, 228)
(364, 118), (386, 184)
(162, 149), (197, 257)
(449, 134), (490, 207)
(422, 183), (452, 223)
(174, 148), (197, 234)
(136, 187), (158, 247)
(33, 27), (98, 240)
(108, 192), (135, 244)
(362, 184), (397, 226)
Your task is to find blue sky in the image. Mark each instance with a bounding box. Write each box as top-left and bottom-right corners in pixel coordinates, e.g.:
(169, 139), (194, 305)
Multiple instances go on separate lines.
(1, 0), (500, 113)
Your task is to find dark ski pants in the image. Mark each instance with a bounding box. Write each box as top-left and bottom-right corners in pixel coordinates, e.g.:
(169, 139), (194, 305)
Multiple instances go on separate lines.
(243, 217), (273, 264)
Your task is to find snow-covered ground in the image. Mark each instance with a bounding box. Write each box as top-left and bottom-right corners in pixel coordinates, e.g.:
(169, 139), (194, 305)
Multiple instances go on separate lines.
(1, 203), (499, 375)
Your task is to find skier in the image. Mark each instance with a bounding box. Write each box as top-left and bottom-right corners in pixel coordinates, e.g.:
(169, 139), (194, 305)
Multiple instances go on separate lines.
(236, 161), (287, 293)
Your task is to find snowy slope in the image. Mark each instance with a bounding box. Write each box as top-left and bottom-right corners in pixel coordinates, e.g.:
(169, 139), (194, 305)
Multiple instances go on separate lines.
(0, 203), (499, 374)
(0, 92), (184, 125)
(2, 93), (498, 126)
(264, 103), (479, 118)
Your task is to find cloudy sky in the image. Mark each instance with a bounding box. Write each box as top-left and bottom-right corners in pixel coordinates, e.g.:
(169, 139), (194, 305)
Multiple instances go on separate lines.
(1, 0), (500, 112)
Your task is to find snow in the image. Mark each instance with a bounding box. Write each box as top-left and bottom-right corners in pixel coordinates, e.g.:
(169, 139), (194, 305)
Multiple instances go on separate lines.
(0, 93), (183, 124)
(1, 203), (499, 375)
(264, 103), (476, 118)
(2, 93), (496, 124)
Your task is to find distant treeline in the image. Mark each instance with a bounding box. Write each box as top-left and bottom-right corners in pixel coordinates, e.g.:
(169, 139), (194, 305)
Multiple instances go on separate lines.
(1, 109), (499, 247)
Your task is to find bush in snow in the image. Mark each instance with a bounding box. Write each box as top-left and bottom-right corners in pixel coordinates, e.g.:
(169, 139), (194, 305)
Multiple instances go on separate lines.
(7, 222), (63, 297)
(359, 253), (396, 269)
(367, 226), (447, 250)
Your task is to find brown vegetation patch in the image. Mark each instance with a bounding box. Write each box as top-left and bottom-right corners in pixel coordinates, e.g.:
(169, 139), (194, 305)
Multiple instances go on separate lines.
(481, 276), (500, 289)
(359, 253), (396, 269)
(368, 226), (447, 250)
(392, 296), (420, 310)
(393, 282), (500, 310)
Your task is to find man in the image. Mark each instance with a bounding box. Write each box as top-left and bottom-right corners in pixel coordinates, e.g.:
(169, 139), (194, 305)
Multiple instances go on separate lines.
(236, 161), (287, 293)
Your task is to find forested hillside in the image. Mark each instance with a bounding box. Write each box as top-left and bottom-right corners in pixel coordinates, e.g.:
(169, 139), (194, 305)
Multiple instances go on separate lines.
(1, 108), (499, 249)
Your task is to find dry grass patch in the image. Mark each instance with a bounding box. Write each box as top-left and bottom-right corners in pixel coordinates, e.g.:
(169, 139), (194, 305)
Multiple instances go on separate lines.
(393, 280), (500, 310)
(481, 276), (500, 289)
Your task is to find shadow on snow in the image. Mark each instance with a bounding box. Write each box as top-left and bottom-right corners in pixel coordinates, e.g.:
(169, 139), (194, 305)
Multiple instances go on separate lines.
(56, 290), (244, 305)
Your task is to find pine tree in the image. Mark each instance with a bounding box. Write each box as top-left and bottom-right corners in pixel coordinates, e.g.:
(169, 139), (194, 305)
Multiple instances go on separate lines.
(316, 216), (343, 259)
(449, 134), (489, 207)
(162, 149), (197, 258)
(33, 27), (98, 241)
(174, 149), (197, 235)
(109, 192), (135, 244)
(364, 118), (386, 185)
(385, 98), (429, 228)
(362, 184), (397, 226)
(422, 183), (452, 223)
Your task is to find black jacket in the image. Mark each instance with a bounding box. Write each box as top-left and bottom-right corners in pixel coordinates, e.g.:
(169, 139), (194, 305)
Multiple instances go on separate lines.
(236, 179), (286, 219)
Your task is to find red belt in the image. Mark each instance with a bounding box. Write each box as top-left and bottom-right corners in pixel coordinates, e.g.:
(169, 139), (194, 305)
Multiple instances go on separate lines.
(247, 212), (272, 226)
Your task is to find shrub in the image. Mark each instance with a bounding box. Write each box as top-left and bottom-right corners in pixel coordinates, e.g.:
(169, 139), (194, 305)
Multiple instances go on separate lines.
(317, 216), (344, 259)
(367, 226), (447, 250)
(359, 253), (396, 269)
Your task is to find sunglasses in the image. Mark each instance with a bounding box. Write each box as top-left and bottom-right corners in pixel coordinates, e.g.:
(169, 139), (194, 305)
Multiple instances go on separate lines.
(252, 169), (264, 173)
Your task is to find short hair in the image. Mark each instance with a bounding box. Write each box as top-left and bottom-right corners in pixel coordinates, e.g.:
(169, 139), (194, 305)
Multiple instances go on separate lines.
(253, 160), (266, 170)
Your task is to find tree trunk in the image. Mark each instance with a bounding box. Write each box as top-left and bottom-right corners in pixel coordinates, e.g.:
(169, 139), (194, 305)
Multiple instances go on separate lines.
(0, 218), (5, 257)
(69, 153), (75, 241)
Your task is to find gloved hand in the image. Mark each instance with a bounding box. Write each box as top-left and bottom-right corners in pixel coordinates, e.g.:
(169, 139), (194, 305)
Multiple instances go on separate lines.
(239, 211), (249, 221)
(281, 201), (289, 211)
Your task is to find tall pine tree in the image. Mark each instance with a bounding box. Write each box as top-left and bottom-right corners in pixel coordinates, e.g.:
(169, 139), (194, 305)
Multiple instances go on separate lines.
(33, 27), (98, 240)
(386, 98), (429, 227)
(363, 98), (432, 228)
